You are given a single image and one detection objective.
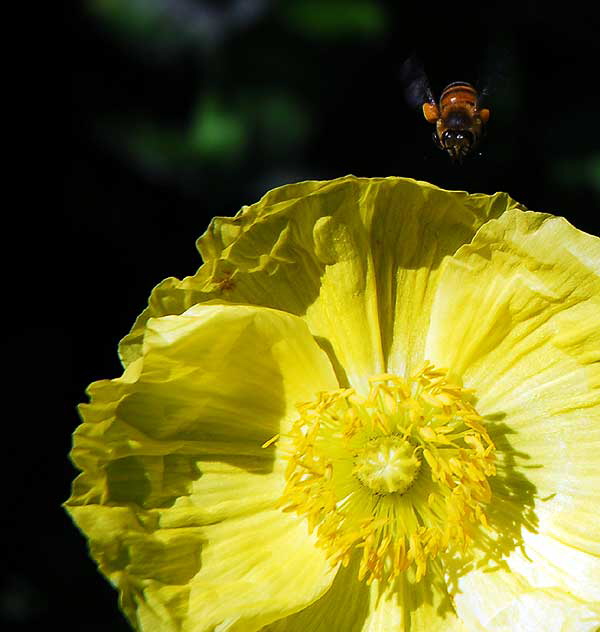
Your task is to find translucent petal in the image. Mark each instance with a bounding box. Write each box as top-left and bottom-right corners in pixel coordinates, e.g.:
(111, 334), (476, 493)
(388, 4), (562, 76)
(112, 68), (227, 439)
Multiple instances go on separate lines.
(262, 560), (372, 632)
(507, 530), (600, 605)
(185, 508), (337, 632)
(264, 558), (466, 632)
(363, 573), (467, 632)
(425, 210), (600, 556)
(454, 566), (600, 632)
(66, 304), (339, 630)
(119, 176), (515, 389)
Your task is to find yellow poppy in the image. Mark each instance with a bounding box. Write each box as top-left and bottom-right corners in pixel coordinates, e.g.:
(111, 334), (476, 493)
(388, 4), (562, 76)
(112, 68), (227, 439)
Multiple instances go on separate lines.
(66, 176), (600, 631)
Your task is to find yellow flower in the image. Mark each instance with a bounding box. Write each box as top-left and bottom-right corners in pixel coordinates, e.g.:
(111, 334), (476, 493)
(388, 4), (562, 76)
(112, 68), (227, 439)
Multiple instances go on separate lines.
(66, 176), (600, 631)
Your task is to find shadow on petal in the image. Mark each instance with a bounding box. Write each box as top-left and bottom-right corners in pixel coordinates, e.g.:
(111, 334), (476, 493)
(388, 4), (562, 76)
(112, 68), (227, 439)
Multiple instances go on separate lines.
(314, 335), (350, 388)
(444, 416), (539, 596)
(263, 556), (370, 632)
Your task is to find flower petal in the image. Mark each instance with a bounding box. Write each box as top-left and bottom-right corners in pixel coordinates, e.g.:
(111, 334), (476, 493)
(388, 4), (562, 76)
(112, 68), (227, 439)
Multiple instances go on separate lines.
(362, 574), (467, 632)
(261, 561), (372, 632)
(454, 566), (600, 632)
(264, 559), (466, 632)
(507, 530), (600, 605)
(424, 210), (600, 555)
(66, 304), (339, 630)
(185, 508), (338, 632)
(119, 176), (515, 389)
(378, 184), (517, 377)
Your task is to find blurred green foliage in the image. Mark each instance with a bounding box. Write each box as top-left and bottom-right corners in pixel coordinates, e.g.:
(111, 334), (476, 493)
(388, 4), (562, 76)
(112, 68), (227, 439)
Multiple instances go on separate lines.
(281, 0), (386, 39)
(553, 156), (600, 194)
(90, 0), (386, 48)
(189, 96), (248, 162)
(105, 90), (311, 175)
(86, 0), (329, 183)
(89, 0), (187, 51)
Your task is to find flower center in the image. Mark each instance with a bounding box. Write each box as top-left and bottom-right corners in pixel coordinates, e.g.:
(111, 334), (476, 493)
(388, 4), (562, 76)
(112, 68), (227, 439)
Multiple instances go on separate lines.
(353, 435), (421, 495)
(266, 363), (496, 584)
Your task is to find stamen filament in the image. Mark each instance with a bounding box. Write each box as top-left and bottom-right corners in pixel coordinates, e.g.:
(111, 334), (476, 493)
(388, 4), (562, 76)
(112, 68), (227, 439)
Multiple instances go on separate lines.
(275, 364), (496, 583)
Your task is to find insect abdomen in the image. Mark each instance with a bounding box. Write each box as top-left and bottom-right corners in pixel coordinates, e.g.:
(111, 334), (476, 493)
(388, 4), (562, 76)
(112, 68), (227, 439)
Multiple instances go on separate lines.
(439, 82), (478, 110)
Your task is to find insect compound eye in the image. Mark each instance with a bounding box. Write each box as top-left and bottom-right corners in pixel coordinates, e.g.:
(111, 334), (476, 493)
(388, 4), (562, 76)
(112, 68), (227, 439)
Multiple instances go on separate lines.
(441, 129), (474, 162)
(442, 129), (473, 149)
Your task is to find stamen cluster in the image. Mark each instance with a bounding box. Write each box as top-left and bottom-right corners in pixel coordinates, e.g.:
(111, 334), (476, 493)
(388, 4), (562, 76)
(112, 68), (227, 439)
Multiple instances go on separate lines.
(271, 363), (496, 583)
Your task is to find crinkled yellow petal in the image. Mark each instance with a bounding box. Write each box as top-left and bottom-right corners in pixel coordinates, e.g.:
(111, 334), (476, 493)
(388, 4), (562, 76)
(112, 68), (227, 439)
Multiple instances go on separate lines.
(119, 176), (517, 390)
(264, 558), (466, 632)
(506, 530), (600, 605)
(66, 304), (339, 630)
(378, 184), (518, 378)
(361, 573), (467, 632)
(425, 210), (600, 548)
(449, 508), (600, 628)
(185, 508), (338, 632)
(454, 566), (600, 632)
(262, 560), (372, 632)
(424, 209), (600, 627)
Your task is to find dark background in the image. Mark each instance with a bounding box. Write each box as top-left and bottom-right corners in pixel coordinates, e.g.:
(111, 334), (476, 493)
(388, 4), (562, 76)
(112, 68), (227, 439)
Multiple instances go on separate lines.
(8, 1), (599, 629)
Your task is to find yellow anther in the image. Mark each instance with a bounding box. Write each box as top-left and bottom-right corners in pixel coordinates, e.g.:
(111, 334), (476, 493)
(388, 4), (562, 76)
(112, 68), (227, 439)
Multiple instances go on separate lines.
(276, 365), (495, 584)
(261, 434), (280, 448)
(419, 426), (437, 441)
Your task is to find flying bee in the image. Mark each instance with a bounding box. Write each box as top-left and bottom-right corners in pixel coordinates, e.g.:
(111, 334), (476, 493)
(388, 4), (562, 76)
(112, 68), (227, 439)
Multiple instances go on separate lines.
(424, 82), (490, 163)
(401, 57), (490, 163)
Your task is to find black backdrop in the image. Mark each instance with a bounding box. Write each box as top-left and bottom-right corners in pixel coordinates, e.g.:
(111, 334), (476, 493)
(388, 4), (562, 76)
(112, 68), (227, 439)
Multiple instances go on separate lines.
(10, 2), (599, 630)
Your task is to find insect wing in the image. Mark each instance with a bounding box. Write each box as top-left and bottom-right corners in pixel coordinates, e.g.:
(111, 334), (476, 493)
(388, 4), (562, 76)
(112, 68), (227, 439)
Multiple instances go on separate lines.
(400, 55), (435, 110)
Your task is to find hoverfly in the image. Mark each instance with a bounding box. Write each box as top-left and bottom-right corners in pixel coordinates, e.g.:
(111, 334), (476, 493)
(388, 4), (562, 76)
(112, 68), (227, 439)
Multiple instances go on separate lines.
(401, 57), (490, 163)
